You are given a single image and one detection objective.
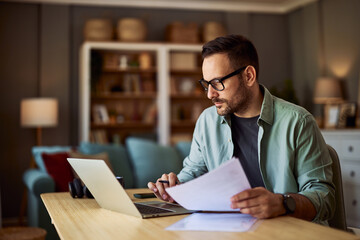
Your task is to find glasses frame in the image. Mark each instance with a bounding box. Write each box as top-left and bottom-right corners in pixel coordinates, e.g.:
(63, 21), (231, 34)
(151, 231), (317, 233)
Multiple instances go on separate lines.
(198, 66), (247, 91)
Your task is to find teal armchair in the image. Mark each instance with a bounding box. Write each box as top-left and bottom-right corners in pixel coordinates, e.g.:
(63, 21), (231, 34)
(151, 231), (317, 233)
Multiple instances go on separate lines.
(23, 146), (71, 240)
(23, 169), (57, 239)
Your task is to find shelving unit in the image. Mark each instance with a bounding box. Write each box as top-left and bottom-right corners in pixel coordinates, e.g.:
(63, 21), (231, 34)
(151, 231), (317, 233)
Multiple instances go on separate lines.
(79, 42), (210, 145)
(168, 48), (211, 143)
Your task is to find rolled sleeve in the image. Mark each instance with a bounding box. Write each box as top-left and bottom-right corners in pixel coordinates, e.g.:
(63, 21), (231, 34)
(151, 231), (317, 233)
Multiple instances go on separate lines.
(295, 115), (335, 223)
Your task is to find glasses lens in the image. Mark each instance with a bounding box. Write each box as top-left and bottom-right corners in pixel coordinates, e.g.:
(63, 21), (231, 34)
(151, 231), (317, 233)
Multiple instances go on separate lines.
(199, 80), (209, 90)
(211, 79), (224, 91)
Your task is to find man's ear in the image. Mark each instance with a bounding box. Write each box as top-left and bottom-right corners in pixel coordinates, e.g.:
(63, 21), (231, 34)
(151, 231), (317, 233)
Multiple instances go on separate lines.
(244, 65), (257, 87)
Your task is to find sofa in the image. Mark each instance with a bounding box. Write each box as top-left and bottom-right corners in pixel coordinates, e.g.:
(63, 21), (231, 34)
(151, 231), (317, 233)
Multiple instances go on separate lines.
(23, 137), (191, 240)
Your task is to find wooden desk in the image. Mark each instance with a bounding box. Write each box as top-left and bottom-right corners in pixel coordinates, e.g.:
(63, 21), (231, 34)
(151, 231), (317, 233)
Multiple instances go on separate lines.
(41, 189), (359, 240)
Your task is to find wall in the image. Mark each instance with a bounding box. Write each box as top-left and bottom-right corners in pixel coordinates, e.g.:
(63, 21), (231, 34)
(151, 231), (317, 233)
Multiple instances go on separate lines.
(288, 3), (320, 111)
(0, 2), (71, 220)
(323, 0), (360, 102)
(0, 2), (40, 221)
(40, 5), (70, 146)
(289, 0), (360, 112)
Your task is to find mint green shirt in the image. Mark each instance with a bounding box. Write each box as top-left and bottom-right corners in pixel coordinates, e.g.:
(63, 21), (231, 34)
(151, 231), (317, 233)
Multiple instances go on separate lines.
(177, 85), (335, 224)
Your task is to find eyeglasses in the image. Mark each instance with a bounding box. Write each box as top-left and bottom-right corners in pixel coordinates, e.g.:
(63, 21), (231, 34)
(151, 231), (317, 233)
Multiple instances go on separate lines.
(198, 66), (247, 91)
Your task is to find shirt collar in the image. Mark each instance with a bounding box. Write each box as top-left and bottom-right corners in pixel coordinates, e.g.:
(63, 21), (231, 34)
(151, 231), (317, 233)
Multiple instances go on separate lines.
(220, 115), (230, 125)
(258, 84), (274, 126)
(219, 84), (274, 126)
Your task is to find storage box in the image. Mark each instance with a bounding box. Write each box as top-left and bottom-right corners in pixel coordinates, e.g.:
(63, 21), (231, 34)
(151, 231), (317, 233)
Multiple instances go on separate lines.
(84, 19), (113, 41)
(170, 52), (197, 70)
(166, 22), (199, 43)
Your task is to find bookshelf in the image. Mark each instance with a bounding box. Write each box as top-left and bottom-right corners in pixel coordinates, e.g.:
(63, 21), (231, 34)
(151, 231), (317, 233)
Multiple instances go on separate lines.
(79, 42), (210, 145)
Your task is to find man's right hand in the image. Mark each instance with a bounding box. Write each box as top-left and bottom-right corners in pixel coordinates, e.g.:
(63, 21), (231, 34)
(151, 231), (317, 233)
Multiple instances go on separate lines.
(147, 172), (179, 203)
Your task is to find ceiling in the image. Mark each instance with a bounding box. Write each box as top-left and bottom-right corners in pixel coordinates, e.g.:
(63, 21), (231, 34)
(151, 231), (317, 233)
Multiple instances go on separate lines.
(10, 0), (317, 13)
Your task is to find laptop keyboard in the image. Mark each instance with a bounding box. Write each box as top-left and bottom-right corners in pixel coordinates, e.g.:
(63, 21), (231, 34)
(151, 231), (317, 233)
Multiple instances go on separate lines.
(135, 203), (173, 214)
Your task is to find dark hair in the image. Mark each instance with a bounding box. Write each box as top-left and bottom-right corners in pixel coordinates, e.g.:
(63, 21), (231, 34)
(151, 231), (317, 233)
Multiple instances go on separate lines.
(202, 34), (259, 79)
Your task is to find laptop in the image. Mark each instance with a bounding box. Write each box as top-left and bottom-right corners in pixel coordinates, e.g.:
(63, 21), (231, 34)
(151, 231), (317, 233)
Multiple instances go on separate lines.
(67, 158), (195, 218)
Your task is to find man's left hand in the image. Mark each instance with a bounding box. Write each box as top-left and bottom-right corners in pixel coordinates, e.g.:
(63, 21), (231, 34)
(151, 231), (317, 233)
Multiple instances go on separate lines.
(230, 187), (285, 219)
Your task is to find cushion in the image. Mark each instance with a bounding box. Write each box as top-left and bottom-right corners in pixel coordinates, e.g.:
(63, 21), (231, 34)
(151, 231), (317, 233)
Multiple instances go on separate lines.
(175, 141), (191, 160)
(42, 152), (74, 192)
(126, 137), (183, 188)
(32, 146), (72, 172)
(68, 151), (112, 179)
(78, 142), (134, 188)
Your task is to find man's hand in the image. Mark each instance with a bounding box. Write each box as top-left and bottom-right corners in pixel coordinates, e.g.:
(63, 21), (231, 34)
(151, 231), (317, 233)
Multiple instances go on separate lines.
(230, 187), (285, 219)
(147, 172), (179, 203)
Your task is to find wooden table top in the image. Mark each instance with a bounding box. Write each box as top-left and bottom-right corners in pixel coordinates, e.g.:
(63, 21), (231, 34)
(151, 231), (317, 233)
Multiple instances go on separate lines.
(41, 189), (359, 240)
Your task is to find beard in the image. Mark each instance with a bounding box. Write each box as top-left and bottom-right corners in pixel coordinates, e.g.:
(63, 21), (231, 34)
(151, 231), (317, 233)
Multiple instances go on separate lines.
(211, 78), (252, 116)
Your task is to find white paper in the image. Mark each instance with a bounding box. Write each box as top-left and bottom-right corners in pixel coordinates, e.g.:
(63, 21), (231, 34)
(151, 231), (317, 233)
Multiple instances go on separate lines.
(166, 213), (257, 232)
(166, 157), (251, 211)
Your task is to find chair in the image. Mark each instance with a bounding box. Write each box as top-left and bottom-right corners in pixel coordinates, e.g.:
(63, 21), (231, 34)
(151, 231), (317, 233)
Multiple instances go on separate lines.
(327, 145), (347, 231)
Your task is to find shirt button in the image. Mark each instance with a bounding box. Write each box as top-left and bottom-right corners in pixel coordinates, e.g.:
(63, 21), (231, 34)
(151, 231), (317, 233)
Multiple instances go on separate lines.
(228, 139), (231, 143)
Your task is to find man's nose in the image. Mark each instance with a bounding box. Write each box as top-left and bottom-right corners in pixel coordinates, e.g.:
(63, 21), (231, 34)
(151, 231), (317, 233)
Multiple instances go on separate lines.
(207, 85), (219, 99)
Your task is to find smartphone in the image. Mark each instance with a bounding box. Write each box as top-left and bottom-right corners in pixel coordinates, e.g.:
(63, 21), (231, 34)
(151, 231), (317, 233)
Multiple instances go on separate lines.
(133, 193), (156, 199)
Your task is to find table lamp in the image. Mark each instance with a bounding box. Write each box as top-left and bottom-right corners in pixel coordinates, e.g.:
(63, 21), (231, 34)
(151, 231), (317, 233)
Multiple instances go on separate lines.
(313, 77), (343, 128)
(19, 98), (58, 225)
(313, 77), (343, 104)
(20, 98), (58, 146)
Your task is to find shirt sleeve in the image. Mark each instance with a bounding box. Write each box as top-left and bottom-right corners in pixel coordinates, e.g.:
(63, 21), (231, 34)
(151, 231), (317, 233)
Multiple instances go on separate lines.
(177, 114), (209, 183)
(295, 114), (335, 222)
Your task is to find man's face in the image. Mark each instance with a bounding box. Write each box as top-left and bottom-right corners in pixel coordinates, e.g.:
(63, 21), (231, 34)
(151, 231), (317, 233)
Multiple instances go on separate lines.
(202, 53), (252, 116)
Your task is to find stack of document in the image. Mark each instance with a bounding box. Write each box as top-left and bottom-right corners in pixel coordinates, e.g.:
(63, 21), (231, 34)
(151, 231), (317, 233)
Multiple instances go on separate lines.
(166, 213), (257, 232)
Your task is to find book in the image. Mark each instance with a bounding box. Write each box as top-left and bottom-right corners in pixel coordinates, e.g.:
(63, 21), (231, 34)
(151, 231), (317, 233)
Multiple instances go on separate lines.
(91, 130), (108, 144)
(143, 103), (157, 123)
(123, 74), (141, 93)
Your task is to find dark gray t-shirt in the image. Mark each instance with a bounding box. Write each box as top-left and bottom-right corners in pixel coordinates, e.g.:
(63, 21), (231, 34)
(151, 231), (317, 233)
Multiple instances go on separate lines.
(231, 114), (265, 188)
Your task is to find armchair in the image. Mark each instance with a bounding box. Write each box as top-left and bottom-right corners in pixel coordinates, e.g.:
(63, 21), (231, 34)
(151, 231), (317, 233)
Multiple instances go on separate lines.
(23, 146), (71, 240)
(23, 169), (57, 239)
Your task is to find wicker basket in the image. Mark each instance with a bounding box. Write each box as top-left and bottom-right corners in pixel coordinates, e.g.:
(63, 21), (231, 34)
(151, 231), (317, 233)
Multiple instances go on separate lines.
(84, 19), (113, 41)
(202, 21), (227, 43)
(166, 22), (199, 43)
(116, 18), (147, 42)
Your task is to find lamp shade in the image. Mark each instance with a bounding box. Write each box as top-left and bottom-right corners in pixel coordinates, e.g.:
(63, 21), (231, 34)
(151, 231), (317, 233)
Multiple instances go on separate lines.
(21, 98), (58, 127)
(313, 77), (343, 104)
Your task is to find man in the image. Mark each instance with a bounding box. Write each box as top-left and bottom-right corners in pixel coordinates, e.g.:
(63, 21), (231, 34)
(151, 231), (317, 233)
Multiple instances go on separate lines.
(148, 35), (334, 224)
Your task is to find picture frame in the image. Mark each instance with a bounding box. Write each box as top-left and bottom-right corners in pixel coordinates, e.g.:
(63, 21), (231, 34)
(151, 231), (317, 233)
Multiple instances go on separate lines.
(92, 104), (109, 124)
(337, 102), (357, 128)
(324, 104), (340, 129)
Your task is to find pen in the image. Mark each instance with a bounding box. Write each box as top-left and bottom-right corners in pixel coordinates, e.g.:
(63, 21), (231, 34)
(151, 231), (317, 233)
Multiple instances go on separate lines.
(158, 180), (179, 184)
(158, 180), (170, 184)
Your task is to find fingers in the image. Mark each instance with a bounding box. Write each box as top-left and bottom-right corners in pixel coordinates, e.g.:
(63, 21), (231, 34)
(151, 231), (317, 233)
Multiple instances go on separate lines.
(156, 174), (169, 200)
(147, 181), (162, 200)
(230, 188), (284, 219)
(148, 173), (179, 203)
(230, 187), (264, 202)
(230, 191), (262, 210)
(239, 205), (267, 219)
(156, 174), (172, 202)
(168, 172), (179, 186)
(238, 201), (280, 219)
